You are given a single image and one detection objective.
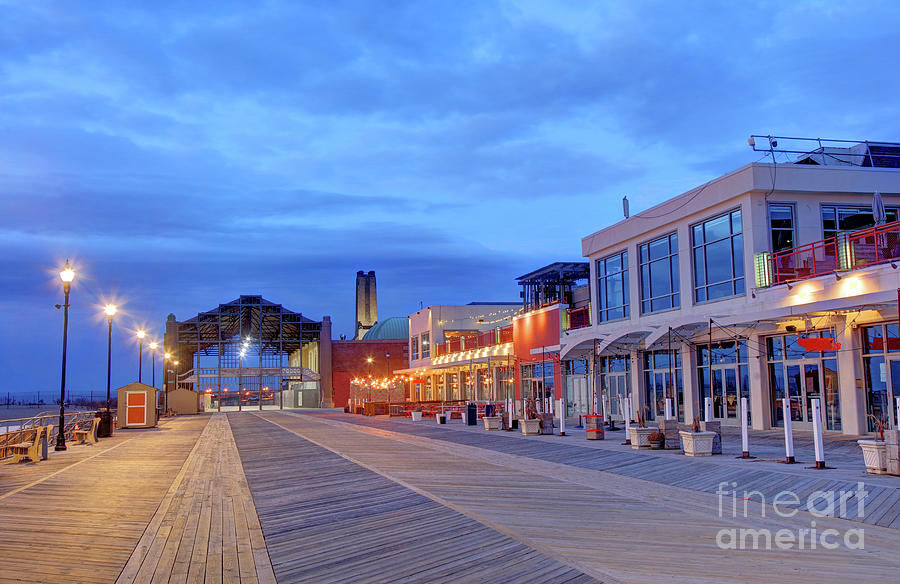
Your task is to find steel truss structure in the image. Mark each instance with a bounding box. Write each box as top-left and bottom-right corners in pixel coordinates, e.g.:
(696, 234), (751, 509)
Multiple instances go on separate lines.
(166, 295), (322, 408)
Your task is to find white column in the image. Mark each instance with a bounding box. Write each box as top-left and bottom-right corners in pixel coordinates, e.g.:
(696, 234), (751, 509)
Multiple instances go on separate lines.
(835, 315), (865, 434)
(811, 398), (826, 469)
(747, 332), (769, 430)
(682, 344), (699, 423)
(704, 397), (713, 422)
(740, 396), (750, 457)
(558, 398), (566, 436)
(783, 398), (795, 463)
(623, 397), (631, 444)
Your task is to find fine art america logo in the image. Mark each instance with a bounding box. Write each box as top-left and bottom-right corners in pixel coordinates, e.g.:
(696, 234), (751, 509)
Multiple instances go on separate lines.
(715, 482), (867, 550)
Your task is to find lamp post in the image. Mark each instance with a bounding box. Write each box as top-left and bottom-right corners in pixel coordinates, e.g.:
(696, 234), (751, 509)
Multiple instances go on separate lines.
(163, 352), (171, 415)
(238, 347), (245, 412)
(367, 357), (374, 403)
(136, 329), (146, 383)
(55, 260), (75, 451)
(149, 341), (158, 389)
(171, 360), (179, 414)
(102, 304), (117, 437)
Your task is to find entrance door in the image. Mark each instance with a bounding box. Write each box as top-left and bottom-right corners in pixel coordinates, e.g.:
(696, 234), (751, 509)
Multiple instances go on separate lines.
(784, 362), (823, 430)
(604, 374), (628, 422)
(566, 376), (588, 418)
(126, 392), (146, 426)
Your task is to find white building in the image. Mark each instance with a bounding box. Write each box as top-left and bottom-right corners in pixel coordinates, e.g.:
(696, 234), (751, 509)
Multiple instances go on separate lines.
(562, 139), (900, 435)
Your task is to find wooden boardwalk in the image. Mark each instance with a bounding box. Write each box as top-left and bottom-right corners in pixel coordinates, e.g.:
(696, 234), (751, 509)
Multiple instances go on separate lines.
(228, 413), (597, 584)
(116, 414), (275, 584)
(0, 416), (208, 584)
(2, 409), (899, 583)
(259, 411), (900, 584)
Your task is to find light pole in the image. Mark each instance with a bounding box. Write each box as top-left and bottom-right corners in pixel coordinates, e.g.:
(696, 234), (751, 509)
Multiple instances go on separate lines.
(149, 341), (158, 389)
(238, 347), (245, 412)
(55, 260), (75, 451)
(170, 360), (179, 414)
(367, 357), (374, 403)
(163, 352), (171, 415)
(136, 329), (146, 382)
(102, 304), (117, 437)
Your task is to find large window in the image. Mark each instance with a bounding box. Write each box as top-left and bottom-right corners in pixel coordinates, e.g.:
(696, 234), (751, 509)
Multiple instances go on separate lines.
(642, 350), (684, 422)
(692, 209), (744, 302)
(421, 332), (430, 358)
(861, 323), (900, 431)
(768, 203), (795, 252)
(697, 340), (749, 422)
(766, 332), (839, 430)
(597, 251), (629, 322)
(599, 355), (630, 421)
(823, 205), (899, 240)
(410, 336), (418, 360)
(639, 233), (679, 313)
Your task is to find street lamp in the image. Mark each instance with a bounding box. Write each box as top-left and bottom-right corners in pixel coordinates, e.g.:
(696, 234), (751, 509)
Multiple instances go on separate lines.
(101, 303), (117, 437)
(149, 341), (158, 389)
(163, 352), (171, 415)
(136, 329), (146, 383)
(55, 260), (75, 451)
(238, 347), (246, 412)
(169, 360), (179, 414)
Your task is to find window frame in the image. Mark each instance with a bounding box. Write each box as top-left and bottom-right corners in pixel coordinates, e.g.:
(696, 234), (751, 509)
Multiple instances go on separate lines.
(410, 335), (419, 360)
(595, 249), (630, 323)
(638, 231), (680, 315)
(821, 203), (900, 241)
(690, 207), (745, 304)
(767, 202), (796, 253)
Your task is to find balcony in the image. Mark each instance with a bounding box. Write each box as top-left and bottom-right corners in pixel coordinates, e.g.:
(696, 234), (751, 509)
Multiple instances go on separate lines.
(563, 304), (592, 331)
(755, 219), (900, 287)
(433, 325), (513, 357)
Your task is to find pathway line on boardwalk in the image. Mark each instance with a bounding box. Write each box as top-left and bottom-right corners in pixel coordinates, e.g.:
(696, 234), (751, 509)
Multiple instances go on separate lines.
(116, 413), (276, 584)
(229, 412), (600, 584)
(0, 439), (133, 502)
(262, 411), (900, 584)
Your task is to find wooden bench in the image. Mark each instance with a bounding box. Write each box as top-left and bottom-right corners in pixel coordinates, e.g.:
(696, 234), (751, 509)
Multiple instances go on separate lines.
(8, 426), (47, 463)
(73, 417), (100, 445)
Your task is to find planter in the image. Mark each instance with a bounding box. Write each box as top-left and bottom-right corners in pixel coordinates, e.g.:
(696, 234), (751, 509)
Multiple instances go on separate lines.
(858, 439), (887, 474)
(679, 430), (716, 456)
(629, 427), (657, 449)
(649, 438), (665, 450)
(521, 419), (541, 435)
(411, 411), (423, 422)
(482, 416), (502, 431)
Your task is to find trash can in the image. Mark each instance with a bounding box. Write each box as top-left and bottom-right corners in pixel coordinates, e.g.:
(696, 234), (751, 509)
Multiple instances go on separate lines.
(97, 408), (113, 438)
(584, 414), (605, 440)
(466, 403), (477, 426)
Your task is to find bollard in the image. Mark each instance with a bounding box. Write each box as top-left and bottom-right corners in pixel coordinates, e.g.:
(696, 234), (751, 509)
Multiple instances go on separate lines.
(739, 396), (752, 458)
(558, 398), (566, 436)
(704, 397), (713, 422)
(782, 398), (796, 463)
(896, 397), (900, 429)
(507, 398), (513, 431)
(811, 398), (826, 469)
(664, 398), (673, 421)
(622, 397), (631, 445)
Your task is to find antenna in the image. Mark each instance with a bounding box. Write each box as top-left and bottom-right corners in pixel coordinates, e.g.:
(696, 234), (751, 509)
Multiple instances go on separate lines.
(622, 196), (630, 219)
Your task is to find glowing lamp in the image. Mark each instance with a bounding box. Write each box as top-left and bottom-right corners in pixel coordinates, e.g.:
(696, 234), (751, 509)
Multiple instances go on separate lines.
(136, 329), (146, 339)
(59, 261), (75, 283)
(104, 304), (117, 317)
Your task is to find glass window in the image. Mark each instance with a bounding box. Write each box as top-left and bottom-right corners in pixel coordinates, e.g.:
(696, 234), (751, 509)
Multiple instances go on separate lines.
(597, 251), (630, 322)
(697, 341), (748, 421)
(410, 336), (418, 360)
(692, 209), (745, 302)
(421, 332), (430, 358)
(639, 233), (679, 314)
(769, 203), (795, 252)
(642, 349), (684, 422)
(822, 205), (899, 240)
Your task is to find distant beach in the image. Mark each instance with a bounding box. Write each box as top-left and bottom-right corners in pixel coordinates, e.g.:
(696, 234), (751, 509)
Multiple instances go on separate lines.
(1, 405), (95, 431)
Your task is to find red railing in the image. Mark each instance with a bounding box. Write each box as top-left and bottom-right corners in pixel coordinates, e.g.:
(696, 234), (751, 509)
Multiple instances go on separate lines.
(566, 305), (591, 330)
(847, 221), (900, 268)
(429, 325), (514, 358)
(762, 219), (900, 286)
(770, 238), (839, 285)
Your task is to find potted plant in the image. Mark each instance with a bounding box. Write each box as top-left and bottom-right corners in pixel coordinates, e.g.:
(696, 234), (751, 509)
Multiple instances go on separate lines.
(679, 417), (716, 457)
(628, 407), (658, 449)
(521, 398), (541, 435)
(648, 429), (665, 450)
(411, 405), (423, 422)
(858, 414), (888, 474)
(482, 411), (502, 430)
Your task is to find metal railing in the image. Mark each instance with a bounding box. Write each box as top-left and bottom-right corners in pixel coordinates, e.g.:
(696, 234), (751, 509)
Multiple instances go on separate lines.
(0, 409), (100, 459)
(433, 325), (515, 357)
(565, 304), (592, 330)
(756, 219), (900, 287)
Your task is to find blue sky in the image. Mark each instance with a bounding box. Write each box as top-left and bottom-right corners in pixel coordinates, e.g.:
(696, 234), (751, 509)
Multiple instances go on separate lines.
(2, 1), (900, 398)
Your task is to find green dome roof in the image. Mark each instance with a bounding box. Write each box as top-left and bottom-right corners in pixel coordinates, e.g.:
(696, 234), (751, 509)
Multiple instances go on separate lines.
(362, 317), (409, 340)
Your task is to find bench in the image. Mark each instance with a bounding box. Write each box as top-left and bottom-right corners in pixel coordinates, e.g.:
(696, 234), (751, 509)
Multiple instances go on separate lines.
(8, 426), (47, 463)
(73, 417), (100, 445)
